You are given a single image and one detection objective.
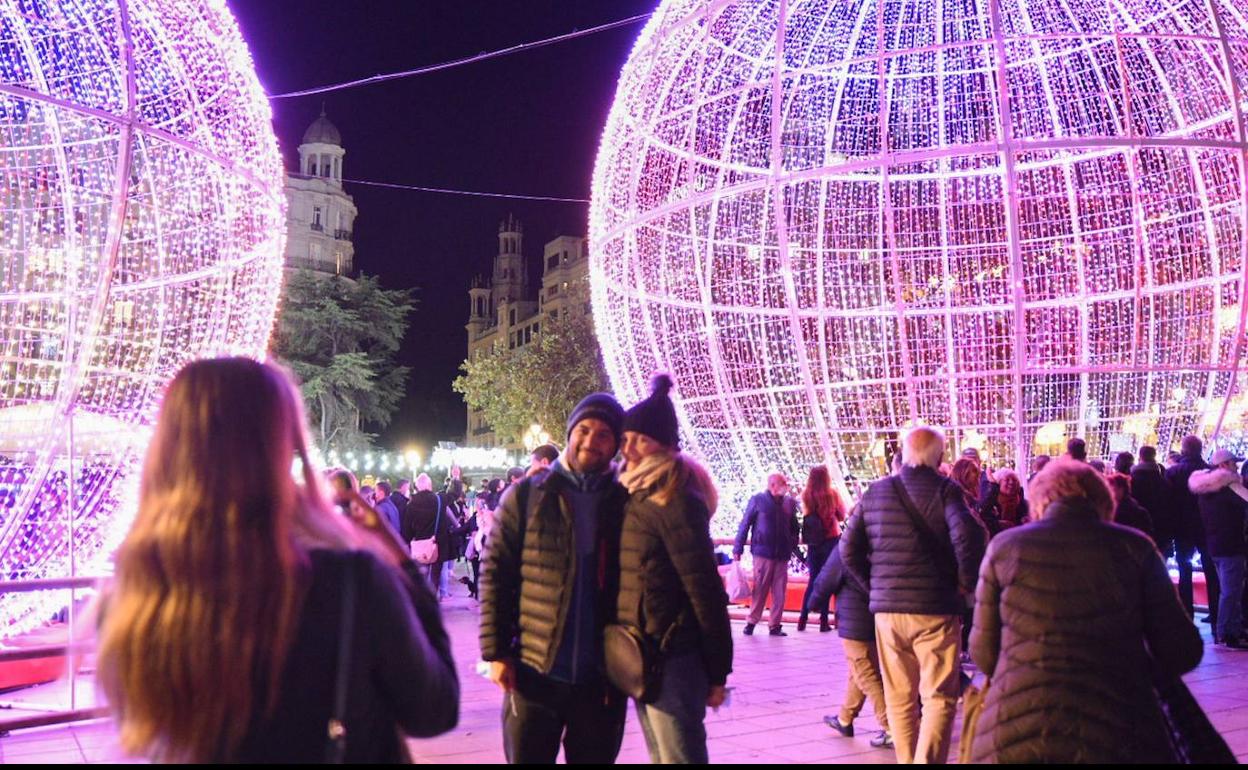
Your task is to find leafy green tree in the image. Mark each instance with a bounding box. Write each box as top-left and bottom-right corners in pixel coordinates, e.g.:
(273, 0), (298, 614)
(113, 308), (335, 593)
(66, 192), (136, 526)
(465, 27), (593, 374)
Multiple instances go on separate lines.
(273, 270), (414, 451)
(454, 313), (610, 445)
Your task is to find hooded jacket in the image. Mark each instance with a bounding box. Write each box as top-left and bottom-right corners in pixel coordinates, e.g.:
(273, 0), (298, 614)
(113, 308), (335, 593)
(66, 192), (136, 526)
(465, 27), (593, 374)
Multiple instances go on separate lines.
(1188, 467), (1248, 557)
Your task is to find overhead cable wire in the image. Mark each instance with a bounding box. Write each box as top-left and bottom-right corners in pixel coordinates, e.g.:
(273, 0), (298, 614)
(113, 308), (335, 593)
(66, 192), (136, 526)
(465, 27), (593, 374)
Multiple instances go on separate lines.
(269, 12), (652, 99)
(338, 176), (589, 203)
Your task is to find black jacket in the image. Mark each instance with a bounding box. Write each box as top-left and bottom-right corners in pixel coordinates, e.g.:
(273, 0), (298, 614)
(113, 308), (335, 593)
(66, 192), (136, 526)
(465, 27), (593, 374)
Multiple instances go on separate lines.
(617, 488), (733, 686)
(1164, 452), (1210, 542)
(969, 502), (1202, 763)
(404, 491), (455, 560)
(1113, 495), (1155, 544)
(806, 540), (872, 642)
(801, 513), (838, 551)
(841, 466), (986, 616)
(733, 492), (799, 561)
(1189, 468), (1248, 557)
(1130, 461), (1173, 542)
(228, 550), (459, 763)
(479, 468), (628, 675)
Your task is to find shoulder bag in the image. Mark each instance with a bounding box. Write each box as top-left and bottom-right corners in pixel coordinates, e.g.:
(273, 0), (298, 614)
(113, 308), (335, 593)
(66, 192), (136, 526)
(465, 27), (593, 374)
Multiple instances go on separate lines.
(325, 554), (358, 763)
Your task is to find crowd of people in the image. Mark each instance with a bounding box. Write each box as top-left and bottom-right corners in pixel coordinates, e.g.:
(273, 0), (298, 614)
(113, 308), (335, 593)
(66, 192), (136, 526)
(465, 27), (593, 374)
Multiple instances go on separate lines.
(89, 355), (1242, 764)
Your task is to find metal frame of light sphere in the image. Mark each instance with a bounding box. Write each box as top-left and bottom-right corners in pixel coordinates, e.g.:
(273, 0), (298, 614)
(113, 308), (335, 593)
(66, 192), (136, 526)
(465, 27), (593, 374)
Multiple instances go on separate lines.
(0, 0), (285, 638)
(590, 0), (1248, 516)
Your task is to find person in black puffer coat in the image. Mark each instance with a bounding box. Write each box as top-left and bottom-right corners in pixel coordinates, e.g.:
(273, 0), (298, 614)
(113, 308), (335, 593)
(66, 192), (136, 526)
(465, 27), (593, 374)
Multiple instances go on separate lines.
(841, 427), (985, 764)
(1164, 435), (1219, 626)
(807, 515), (891, 750)
(479, 393), (630, 764)
(404, 475), (456, 598)
(1188, 449), (1248, 648)
(616, 374), (733, 764)
(970, 459), (1203, 763)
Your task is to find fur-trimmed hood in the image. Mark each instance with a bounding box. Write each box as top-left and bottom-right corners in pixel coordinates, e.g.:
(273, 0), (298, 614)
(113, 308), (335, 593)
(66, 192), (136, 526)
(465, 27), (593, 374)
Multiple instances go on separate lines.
(1189, 467), (1248, 498)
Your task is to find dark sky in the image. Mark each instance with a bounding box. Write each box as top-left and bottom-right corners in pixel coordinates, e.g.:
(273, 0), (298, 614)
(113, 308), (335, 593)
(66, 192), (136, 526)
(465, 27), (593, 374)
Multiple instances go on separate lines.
(230, 1), (656, 452)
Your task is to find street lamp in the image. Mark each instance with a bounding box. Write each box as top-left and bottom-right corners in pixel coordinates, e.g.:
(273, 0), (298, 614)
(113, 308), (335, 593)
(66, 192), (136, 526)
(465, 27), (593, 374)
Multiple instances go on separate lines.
(522, 423), (551, 453)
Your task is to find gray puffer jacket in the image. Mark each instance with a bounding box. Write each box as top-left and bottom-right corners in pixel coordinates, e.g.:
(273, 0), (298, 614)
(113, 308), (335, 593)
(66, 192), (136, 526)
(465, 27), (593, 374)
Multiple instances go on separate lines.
(969, 501), (1203, 764)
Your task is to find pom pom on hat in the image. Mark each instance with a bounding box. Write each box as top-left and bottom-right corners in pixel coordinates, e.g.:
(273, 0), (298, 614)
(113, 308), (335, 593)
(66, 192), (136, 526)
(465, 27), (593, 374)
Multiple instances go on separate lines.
(623, 371), (680, 449)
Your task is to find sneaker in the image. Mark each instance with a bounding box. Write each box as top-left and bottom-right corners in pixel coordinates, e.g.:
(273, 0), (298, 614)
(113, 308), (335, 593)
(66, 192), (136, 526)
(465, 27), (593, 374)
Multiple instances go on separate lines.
(1202, 615), (1213, 624)
(769, 626), (788, 637)
(870, 731), (894, 749)
(743, 623), (756, 636)
(823, 715), (853, 738)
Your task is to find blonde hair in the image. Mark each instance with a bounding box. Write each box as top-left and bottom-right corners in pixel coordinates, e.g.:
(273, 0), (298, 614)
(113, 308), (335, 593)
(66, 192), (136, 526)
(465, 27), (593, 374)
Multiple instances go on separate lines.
(902, 426), (946, 469)
(1028, 459), (1114, 522)
(97, 358), (357, 762)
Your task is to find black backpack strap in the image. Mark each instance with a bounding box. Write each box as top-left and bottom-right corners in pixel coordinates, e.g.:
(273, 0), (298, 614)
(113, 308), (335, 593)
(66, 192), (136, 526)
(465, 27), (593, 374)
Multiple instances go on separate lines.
(326, 553), (358, 763)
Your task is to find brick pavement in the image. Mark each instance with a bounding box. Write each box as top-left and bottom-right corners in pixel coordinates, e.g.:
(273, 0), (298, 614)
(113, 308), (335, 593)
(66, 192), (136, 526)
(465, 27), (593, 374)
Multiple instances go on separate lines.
(3, 573), (1248, 764)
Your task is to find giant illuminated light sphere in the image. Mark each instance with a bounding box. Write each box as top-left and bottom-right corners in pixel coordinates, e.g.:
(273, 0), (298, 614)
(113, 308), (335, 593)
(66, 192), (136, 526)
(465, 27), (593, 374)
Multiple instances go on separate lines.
(591, 0), (1248, 508)
(0, 0), (285, 637)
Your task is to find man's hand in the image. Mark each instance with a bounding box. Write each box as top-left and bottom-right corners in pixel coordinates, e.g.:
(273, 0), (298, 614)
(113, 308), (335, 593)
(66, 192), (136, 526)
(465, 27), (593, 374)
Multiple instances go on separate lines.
(489, 659), (517, 692)
(707, 685), (727, 710)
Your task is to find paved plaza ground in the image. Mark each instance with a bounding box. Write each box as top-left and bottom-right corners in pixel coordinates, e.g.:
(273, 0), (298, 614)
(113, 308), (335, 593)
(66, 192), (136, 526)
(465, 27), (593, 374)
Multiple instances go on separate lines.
(3, 570), (1248, 764)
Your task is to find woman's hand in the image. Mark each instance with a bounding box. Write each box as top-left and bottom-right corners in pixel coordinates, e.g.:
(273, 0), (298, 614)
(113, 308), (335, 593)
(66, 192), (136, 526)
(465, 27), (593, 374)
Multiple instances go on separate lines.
(707, 685), (727, 709)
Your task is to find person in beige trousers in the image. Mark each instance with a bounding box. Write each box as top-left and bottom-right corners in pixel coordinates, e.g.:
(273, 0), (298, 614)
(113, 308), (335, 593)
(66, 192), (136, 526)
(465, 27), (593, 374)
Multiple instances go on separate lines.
(841, 427), (986, 763)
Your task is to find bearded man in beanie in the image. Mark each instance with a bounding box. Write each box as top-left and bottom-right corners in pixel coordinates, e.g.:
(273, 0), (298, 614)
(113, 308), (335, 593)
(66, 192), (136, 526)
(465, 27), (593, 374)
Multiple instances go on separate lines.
(480, 392), (631, 764)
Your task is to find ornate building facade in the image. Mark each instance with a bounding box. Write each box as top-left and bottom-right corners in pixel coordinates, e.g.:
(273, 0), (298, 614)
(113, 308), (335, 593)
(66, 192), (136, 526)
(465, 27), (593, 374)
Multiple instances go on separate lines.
(465, 218), (591, 447)
(283, 109), (357, 275)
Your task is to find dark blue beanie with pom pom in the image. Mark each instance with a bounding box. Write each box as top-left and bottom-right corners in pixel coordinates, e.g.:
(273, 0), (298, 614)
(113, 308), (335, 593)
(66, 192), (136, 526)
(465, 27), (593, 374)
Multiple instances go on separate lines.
(622, 373), (680, 449)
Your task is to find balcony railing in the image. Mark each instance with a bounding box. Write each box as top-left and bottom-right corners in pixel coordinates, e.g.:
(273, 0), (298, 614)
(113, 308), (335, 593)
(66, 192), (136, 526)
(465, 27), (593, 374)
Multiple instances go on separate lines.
(334, 229), (352, 241)
(310, 222), (324, 232)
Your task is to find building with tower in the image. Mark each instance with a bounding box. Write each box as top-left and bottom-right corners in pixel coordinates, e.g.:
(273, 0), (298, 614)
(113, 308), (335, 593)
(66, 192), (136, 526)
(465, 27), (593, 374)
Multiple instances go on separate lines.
(283, 109), (358, 275)
(465, 218), (592, 447)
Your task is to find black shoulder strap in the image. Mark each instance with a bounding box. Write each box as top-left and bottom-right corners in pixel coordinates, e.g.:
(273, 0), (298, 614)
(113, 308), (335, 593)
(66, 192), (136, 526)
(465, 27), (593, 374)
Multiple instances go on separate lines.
(326, 553), (358, 763)
(890, 475), (952, 559)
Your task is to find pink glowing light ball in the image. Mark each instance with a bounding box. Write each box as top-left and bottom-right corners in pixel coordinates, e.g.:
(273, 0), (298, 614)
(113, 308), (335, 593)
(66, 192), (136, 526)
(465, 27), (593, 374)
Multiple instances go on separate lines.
(0, 0), (285, 637)
(590, 0), (1248, 511)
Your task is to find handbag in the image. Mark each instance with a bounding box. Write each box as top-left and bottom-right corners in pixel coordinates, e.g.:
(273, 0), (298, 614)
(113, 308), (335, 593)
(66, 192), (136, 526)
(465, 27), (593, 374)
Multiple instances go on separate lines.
(1155, 674), (1235, 764)
(603, 622), (663, 703)
(957, 675), (990, 764)
(326, 554), (358, 763)
(410, 494), (443, 565)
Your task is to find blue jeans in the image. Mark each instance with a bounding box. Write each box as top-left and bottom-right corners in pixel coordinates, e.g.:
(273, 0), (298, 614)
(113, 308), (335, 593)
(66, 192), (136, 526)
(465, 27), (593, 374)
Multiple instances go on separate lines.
(635, 651), (710, 764)
(1214, 555), (1246, 642)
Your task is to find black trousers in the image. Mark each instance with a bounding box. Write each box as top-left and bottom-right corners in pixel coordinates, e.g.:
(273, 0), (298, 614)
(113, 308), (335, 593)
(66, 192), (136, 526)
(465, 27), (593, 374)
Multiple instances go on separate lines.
(1170, 537), (1221, 626)
(502, 664), (627, 764)
(800, 541), (835, 622)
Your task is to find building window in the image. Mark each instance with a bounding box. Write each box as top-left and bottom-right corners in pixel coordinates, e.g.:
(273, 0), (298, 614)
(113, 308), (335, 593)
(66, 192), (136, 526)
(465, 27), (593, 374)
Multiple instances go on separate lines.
(309, 159), (318, 176)
(547, 254), (559, 269)
(524, 327), (532, 344)
(509, 309), (516, 325)
(509, 333), (516, 350)
(562, 281), (569, 291)
(533, 322), (539, 335)
(313, 206), (322, 229)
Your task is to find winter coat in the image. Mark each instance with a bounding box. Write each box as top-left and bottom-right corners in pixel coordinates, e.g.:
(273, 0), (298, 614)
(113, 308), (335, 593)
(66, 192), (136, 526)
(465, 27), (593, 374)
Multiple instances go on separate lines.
(617, 488), (733, 686)
(1130, 461), (1173, 542)
(841, 465), (986, 616)
(405, 491), (455, 561)
(227, 550), (459, 763)
(1164, 452), (1210, 543)
(806, 540), (872, 642)
(969, 501), (1202, 764)
(479, 468), (628, 676)
(1112, 495), (1155, 544)
(733, 492), (799, 561)
(1189, 467), (1248, 557)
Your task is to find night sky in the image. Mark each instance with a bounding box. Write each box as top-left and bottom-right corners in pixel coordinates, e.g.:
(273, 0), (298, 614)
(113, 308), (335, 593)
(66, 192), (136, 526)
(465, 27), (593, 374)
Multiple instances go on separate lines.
(230, 1), (656, 452)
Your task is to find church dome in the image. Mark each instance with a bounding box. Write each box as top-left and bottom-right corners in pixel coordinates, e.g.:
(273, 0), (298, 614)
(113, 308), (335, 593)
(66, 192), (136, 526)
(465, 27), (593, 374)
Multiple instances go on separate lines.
(301, 110), (341, 146)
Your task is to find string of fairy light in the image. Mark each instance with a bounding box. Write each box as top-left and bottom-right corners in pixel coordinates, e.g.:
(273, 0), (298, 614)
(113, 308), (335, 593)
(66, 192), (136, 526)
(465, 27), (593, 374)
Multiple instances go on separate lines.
(589, 0), (1248, 527)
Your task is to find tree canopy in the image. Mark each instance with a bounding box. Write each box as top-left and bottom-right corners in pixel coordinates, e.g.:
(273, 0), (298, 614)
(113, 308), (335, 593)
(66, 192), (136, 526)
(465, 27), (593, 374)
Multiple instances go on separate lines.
(273, 270), (414, 451)
(453, 313), (610, 445)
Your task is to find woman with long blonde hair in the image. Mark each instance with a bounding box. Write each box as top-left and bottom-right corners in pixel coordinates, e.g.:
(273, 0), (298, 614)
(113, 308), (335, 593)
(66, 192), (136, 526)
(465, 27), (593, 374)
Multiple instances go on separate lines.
(96, 358), (458, 762)
(798, 464), (846, 632)
(615, 374), (732, 763)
